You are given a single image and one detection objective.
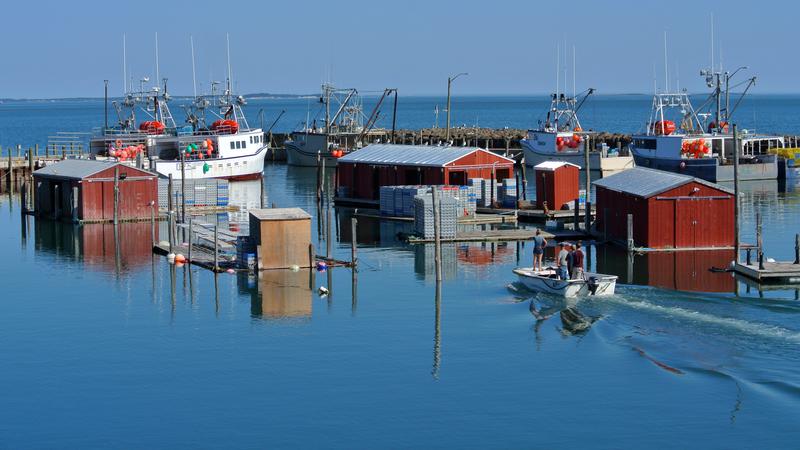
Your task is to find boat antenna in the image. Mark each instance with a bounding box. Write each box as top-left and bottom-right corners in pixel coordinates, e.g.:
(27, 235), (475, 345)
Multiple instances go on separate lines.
(155, 32), (160, 89)
(555, 43), (559, 101)
(226, 33), (233, 94)
(122, 34), (127, 94)
(190, 35), (198, 99)
(563, 37), (567, 102)
(663, 31), (669, 93)
(676, 60), (680, 92)
(710, 13), (715, 73)
(572, 45), (576, 100)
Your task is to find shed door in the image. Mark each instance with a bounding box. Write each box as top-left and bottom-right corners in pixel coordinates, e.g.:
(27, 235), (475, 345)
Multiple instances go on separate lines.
(675, 198), (716, 248)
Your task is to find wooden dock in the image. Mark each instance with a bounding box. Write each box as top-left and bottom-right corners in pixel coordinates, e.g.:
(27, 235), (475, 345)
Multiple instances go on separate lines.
(354, 211), (517, 225)
(405, 228), (552, 244)
(734, 261), (800, 284)
(476, 206), (594, 223)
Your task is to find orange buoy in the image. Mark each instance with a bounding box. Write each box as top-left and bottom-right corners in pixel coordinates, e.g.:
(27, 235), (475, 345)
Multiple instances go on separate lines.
(139, 121), (166, 134)
(211, 119), (239, 135)
(653, 120), (676, 136)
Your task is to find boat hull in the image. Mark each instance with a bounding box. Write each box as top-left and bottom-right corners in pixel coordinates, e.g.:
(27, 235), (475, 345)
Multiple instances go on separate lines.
(513, 268), (617, 298)
(154, 145), (268, 180)
(285, 140), (340, 167)
(521, 139), (634, 177)
(632, 153), (778, 182)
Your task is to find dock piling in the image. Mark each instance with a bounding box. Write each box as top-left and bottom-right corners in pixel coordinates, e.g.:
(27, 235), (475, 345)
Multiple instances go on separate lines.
(213, 225), (219, 272)
(71, 186), (78, 223)
(573, 198), (579, 230)
(150, 203), (156, 247)
(188, 217), (193, 263)
(795, 234), (799, 265)
(757, 213), (764, 270)
(626, 213), (634, 251)
(326, 203), (332, 258)
(113, 166), (119, 225)
(350, 218), (358, 268)
(432, 188), (443, 282)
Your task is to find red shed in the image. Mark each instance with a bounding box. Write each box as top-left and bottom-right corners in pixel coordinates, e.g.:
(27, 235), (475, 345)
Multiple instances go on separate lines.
(594, 167), (735, 249)
(336, 144), (515, 201)
(533, 161), (580, 210)
(33, 160), (158, 223)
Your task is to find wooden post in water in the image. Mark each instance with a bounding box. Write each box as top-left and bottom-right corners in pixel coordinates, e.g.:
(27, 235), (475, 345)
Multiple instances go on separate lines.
(514, 167), (520, 208)
(733, 124), (741, 263)
(573, 198), (579, 230)
(53, 184), (60, 219)
(27, 147), (33, 173)
(520, 160), (527, 201)
(61, 145), (66, 160)
(584, 139), (591, 233)
(180, 151), (186, 223)
(113, 166), (120, 225)
(626, 213), (634, 251)
(213, 224), (219, 272)
(260, 176), (265, 208)
(168, 212), (174, 254)
(316, 152), (322, 204)
(756, 212), (764, 270)
(7, 146), (13, 193)
(326, 203), (332, 259)
(150, 203), (156, 247)
(350, 217), (358, 268)
(45, 143), (49, 159)
(188, 217), (193, 264)
(20, 180), (27, 214)
(490, 165), (496, 208)
(167, 174), (174, 217)
(795, 234), (799, 265)
(71, 186), (79, 223)
(432, 188), (443, 282)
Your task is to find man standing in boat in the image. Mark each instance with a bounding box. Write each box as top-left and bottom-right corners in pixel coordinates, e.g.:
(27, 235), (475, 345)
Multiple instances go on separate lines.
(532, 229), (547, 271)
(557, 243), (570, 280)
(572, 242), (585, 280)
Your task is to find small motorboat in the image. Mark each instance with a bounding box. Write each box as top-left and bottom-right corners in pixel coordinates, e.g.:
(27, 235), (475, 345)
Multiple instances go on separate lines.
(512, 267), (618, 298)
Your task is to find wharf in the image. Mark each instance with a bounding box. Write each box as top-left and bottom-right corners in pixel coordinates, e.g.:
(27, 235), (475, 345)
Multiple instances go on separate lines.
(476, 206), (595, 223)
(733, 261), (800, 284)
(354, 210), (517, 225)
(405, 228), (552, 244)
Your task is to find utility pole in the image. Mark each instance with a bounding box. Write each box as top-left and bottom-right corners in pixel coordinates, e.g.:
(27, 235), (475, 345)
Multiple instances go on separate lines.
(104, 80), (109, 131)
(445, 73), (467, 143)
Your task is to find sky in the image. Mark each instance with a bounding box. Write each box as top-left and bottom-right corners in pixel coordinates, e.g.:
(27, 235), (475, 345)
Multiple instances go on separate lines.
(1, 0), (798, 98)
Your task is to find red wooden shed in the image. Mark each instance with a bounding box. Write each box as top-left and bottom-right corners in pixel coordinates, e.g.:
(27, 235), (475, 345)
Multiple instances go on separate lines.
(534, 161), (580, 210)
(33, 160), (158, 223)
(336, 144), (515, 201)
(594, 167), (734, 249)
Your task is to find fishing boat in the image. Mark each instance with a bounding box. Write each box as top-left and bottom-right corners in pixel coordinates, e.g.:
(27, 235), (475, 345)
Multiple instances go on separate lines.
(512, 267), (618, 298)
(521, 90), (634, 177)
(89, 79), (267, 180)
(285, 85), (396, 167)
(630, 70), (784, 182)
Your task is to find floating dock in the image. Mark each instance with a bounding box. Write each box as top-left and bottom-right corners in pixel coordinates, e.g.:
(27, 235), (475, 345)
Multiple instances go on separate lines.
(734, 261), (800, 284)
(405, 229), (552, 244)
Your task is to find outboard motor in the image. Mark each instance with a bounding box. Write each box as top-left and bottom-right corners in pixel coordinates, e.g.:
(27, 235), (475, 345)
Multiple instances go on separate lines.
(587, 276), (600, 295)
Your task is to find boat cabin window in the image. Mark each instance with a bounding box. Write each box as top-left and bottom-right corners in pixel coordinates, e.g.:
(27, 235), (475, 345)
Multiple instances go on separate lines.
(230, 141), (235, 150)
(633, 138), (657, 150)
(712, 138), (723, 156)
(240, 140), (246, 148)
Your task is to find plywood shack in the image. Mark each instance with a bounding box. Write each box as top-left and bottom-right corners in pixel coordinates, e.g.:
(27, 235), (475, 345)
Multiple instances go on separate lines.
(534, 161), (580, 210)
(249, 208), (312, 270)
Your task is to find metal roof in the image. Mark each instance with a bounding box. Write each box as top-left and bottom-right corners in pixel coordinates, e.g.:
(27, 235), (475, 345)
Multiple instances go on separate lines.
(534, 161), (581, 171)
(592, 167), (734, 198)
(33, 160), (129, 180)
(250, 208), (311, 221)
(339, 144), (515, 167)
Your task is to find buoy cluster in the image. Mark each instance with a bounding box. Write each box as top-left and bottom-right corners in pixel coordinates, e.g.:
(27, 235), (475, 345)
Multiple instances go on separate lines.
(652, 120), (676, 136)
(556, 133), (582, 151)
(331, 149), (345, 158)
(108, 140), (145, 160)
(211, 119), (239, 135)
(184, 139), (215, 160)
(681, 138), (710, 158)
(139, 121), (166, 135)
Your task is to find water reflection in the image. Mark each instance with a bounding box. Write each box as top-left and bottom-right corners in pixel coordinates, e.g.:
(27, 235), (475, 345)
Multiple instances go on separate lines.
(34, 220), (155, 273)
(595, 245), (736, 293)
(249, 269), (312, 320)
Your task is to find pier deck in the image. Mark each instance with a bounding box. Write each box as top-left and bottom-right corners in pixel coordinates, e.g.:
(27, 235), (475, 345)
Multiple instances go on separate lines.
(405, 228), (553, 244)
(734, 261), (800, 284)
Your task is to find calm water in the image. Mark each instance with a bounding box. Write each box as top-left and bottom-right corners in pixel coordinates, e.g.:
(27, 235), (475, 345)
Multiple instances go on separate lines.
(1, 98), (800, 448)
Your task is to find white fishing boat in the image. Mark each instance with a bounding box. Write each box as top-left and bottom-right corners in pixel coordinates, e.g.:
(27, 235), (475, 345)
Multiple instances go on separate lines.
(512, 267), (618, 298)
(521, 91), (634, 177)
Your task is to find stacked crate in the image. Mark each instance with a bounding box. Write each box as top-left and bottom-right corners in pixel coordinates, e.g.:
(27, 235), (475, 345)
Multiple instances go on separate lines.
(379, 186), (396, 216)
(158, 178), (230, 209)
(413, 193), (457, 239)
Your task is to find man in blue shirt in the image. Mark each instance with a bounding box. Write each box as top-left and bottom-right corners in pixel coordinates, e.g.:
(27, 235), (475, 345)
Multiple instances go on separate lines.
(557, 243), (570, 280)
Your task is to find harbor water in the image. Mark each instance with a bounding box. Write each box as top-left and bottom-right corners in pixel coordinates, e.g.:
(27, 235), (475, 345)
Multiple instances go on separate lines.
(1, 97), (800, 448)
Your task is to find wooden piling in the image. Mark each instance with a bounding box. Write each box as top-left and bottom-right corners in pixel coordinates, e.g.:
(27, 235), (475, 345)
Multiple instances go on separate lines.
(7, 146), (13, 193)
(316, 152), (322, 204)
(188, 217), (193, 263)
(350, 217), (358, 268)
(733, 124), (741, 263)
(573, 198), (579, 230)
(71, 186), (79, 223)
(213, 224), (219, 271)
(795, 234), (799, 265)
(113, 166), (119, 225)
(627, 213), (634, 251)
(326, 203), (332, 258)
(180, 152), (186, 223)
(150, 203), (156, 247)
(756, 213), (764, 270)
(432, 188), (442, 282)
(520, 160), (527, 201)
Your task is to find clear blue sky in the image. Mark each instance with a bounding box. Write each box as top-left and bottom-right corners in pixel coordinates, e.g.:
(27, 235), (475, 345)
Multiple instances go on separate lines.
(1, 0), (797, 98)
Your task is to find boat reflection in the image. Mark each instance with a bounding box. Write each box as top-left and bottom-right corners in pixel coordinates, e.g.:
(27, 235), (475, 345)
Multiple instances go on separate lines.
(249, 269), (312, 320)
(596, 245), (736, 293)
(33, 219), (154, 273)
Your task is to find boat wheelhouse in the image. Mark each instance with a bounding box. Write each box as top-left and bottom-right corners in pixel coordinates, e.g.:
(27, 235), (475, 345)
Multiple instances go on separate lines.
(521, 89), (633, 177)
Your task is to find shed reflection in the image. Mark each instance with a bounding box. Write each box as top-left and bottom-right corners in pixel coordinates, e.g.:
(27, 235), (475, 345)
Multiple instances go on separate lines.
(250, 269), (312, 320)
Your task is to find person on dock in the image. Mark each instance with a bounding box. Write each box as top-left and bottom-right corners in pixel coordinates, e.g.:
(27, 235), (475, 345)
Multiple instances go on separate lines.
(557, 243), (570, 280)
(572, 241), (585, 280)
(566, 243), (574, 276)
(532, 229), (547, 271)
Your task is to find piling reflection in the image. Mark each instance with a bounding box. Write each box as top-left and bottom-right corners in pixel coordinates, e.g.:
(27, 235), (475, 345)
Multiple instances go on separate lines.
(34, 220), (154, 273)
(595, 245), (736, 293)
(432, 281), (441, 380)
(250, 269), (312, 320)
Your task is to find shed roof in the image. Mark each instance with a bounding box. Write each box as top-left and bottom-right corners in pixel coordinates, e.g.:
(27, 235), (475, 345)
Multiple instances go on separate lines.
(250, 208), (311, 221)
(339, 144), (514, 167)
(593, 167), (734, 198)
(534, 161), (581, 171)
(33, 160), (154, 180)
